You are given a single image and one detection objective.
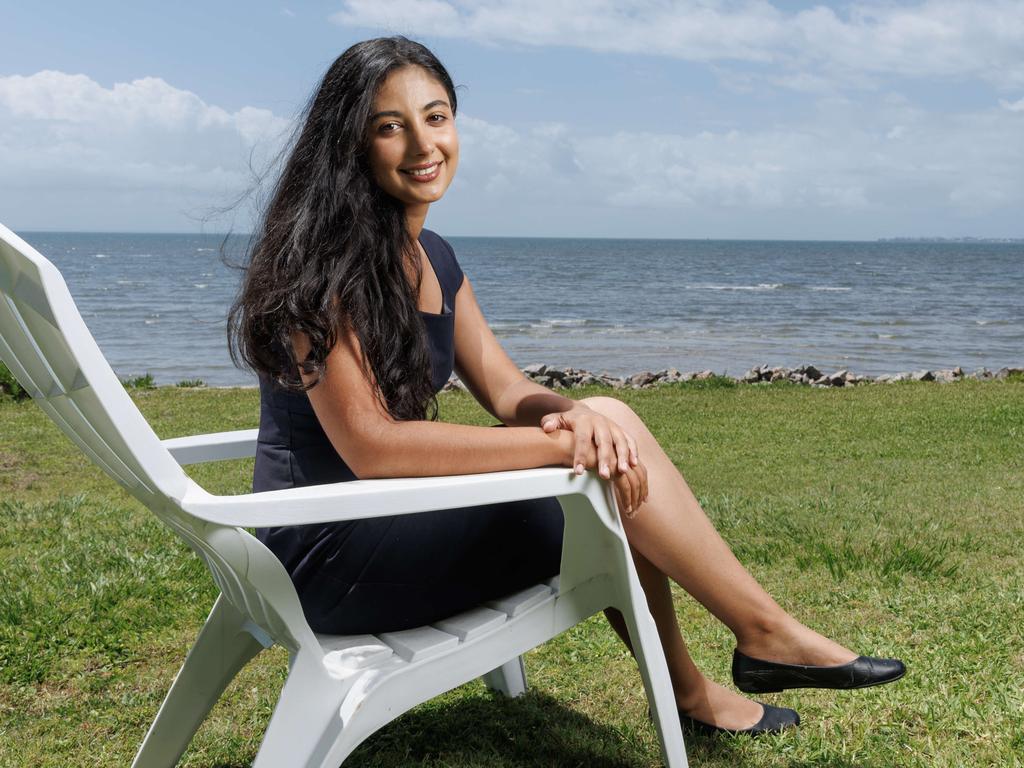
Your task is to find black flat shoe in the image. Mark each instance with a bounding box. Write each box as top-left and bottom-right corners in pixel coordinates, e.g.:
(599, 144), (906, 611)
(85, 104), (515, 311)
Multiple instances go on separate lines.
(732, 649), (906, 694)
(679, 702), (800, 737)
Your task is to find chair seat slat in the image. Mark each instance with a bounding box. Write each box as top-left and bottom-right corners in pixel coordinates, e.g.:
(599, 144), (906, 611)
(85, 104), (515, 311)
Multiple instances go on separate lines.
(485, 584), (553, 618)
(377, 626), (460, 663)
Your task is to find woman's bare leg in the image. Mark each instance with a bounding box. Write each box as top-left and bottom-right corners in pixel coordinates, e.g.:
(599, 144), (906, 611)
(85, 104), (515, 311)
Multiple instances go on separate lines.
(604, 548), (766, 729)
(581, 396), (856, 726)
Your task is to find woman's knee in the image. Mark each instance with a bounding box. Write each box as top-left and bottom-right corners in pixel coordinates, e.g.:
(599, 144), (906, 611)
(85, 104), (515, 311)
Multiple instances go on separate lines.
(580, 395), (643, 428)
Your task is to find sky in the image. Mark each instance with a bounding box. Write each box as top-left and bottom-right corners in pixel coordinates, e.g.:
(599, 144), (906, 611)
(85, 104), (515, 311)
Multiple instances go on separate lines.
(1, 1), (1022, 239)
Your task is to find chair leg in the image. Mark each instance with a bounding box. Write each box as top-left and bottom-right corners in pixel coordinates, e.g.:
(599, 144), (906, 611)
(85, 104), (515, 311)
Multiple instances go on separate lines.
(252, 650), (350, 768)
(618, 590), (690, 768)
(482, 655), (528, 698)
(132, 595), (266, 768)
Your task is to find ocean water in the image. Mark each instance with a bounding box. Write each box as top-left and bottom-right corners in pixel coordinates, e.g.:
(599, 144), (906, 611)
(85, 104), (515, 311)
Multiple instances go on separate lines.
(16, 231), (1023, 387)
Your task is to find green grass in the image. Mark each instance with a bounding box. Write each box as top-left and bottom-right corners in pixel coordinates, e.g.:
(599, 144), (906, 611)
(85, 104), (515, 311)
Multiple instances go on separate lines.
(1, 381), (1022, 767)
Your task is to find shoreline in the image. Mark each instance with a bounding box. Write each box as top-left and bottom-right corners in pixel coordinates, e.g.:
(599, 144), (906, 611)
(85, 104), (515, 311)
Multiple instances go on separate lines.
(443, 363), (1024, 392)
(9, 363), (1018, 399)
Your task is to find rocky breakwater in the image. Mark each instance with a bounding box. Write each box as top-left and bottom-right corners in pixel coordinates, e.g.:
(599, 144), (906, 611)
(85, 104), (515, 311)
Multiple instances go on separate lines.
(442, 363), (1023, 392)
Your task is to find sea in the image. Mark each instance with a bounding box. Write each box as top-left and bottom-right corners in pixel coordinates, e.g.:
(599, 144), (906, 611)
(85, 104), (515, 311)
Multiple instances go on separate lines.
(15, 232), (1023, 387)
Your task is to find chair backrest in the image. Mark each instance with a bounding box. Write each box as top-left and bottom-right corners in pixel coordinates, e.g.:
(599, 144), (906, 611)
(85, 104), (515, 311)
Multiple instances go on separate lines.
(0, 223), (315, 651)
(0, 223), (189, 506)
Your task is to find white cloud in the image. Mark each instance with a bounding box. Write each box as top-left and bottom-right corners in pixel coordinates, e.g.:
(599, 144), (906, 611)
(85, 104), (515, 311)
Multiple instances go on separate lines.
(331, 0), (1024, 89)
(0, 71), (292, 229)
(449, 97), (1023, 224)
(1, 69), (1019, 236)
(1000, 96), (1024, 112)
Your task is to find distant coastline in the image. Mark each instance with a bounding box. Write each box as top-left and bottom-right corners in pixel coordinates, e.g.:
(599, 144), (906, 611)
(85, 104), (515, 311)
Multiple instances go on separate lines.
(875, 236), (1024, 243)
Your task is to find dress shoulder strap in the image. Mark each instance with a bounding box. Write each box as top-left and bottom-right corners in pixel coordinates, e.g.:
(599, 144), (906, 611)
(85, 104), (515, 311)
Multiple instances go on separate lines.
(420, 229), (465, 299)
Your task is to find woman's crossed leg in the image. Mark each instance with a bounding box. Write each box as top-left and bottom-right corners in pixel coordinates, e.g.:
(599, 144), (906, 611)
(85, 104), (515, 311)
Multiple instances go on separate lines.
(579, 395), (862, 731)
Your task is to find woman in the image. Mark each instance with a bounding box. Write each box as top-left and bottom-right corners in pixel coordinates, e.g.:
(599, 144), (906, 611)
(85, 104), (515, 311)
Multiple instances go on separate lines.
(229, 36), (904, 737)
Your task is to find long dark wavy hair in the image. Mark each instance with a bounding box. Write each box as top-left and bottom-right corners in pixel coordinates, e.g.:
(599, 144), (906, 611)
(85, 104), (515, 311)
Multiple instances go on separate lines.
(227, 37), (457, 422)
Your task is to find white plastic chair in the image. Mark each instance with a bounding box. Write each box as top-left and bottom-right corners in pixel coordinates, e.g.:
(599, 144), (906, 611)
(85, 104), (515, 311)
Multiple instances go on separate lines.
(0, 222), (688, 768)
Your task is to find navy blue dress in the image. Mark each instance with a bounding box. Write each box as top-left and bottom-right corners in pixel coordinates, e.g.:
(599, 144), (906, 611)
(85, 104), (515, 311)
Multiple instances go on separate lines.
(254, 229), (564, 635)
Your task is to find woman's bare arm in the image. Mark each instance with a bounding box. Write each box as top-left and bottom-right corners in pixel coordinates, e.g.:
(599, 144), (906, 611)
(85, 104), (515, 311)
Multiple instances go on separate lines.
(292, 326), (573, 479)
(452, 277), (579, 427)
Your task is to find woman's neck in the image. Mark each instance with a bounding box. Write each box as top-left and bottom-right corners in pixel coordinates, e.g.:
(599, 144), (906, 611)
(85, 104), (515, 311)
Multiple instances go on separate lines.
(405, 203), (429, 240)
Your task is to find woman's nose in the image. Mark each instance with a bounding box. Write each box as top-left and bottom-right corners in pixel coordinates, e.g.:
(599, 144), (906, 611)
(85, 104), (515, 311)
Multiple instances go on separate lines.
(407, 124), (435, 155)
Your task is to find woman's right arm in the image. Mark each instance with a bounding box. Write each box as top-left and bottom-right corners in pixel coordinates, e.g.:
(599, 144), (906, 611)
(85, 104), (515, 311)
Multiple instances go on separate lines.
(292, 327), (576, 479)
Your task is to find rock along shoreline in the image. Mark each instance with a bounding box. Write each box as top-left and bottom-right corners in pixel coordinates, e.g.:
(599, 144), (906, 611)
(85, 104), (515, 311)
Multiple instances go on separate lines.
(442, 363), (1024, 392)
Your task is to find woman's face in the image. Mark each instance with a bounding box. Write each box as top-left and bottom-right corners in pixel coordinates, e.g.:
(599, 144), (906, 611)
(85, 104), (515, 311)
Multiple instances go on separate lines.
(367, 65), (459, 213)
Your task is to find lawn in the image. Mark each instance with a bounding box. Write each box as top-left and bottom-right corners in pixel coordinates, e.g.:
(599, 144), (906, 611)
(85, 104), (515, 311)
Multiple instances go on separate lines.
(1, 380), (1022, 767)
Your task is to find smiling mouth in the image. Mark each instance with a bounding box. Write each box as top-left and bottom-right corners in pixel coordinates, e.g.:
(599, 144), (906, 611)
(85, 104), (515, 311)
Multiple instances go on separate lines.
(401, 161), (441, 179)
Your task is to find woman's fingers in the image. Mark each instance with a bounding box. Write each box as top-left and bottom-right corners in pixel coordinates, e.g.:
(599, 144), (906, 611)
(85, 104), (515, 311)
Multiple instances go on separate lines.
(594, 425), (618, 480)
(611, 427), (634, 474)
(625, 432), (639, 466)
(574, 422), (594, 475)
(629, 465), (642, 512)
(615, 468), (640, 517)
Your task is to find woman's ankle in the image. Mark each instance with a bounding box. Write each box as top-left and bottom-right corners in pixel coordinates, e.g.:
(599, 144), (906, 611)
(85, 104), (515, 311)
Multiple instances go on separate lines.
(734, 616), (857, 666)
(675, 679), (766, 728)
(673, 678), (712, 713)
(733, 611), (793, 656)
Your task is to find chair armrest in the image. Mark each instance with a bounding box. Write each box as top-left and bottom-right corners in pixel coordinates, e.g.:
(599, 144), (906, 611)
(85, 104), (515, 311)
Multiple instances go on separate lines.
(179, 467), (611, 528)
(162, 429), (259, 465)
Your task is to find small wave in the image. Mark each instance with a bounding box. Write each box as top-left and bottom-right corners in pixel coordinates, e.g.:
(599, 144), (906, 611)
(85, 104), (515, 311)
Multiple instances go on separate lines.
(810, 286), (852, 292)
(975, 319), (1011, 326)
(877, 333), (896, 339)
(116, 279), (145, 286)
(193, 283), (209, 289)
(536, 318), (590, 327)
(144, 319), (160, 325)
(687, 283), (783, 291)
(196, 247), (215, 252)
(93, 253), (110, 259)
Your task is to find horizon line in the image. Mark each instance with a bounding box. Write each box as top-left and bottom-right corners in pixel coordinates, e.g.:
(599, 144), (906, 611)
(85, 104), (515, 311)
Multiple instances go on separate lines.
(14, 229), (1024, 244)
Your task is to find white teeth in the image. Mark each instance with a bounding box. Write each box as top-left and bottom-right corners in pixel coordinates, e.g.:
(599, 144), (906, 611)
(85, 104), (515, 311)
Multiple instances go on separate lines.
(406, 163), (439, 176)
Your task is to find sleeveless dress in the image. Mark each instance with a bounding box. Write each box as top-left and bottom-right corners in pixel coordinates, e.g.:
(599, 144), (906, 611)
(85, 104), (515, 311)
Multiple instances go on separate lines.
(253, 229), (564, 635)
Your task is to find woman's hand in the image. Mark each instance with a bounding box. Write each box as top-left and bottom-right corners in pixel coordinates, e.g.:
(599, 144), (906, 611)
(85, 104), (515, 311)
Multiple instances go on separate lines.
(542, 404), (648, 518)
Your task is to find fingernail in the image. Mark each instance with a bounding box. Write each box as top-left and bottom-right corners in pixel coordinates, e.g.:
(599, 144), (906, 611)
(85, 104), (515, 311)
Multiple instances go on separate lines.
(625, 505), (632, 515)
(575, 464), (584, 475)
(600, 464), (608, 477)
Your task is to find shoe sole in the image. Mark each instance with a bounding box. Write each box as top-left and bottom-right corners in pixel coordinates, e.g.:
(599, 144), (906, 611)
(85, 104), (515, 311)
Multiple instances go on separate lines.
(735, 667), (907, 694)
(679, 713), (800, 737)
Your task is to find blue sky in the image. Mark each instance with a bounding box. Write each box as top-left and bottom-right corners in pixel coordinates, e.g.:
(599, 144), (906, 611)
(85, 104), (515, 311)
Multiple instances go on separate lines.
(2, 1), (1022, 238)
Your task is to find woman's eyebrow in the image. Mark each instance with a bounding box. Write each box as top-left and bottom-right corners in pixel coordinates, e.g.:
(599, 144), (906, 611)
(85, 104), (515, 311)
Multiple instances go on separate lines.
(370, 100), (448, 121)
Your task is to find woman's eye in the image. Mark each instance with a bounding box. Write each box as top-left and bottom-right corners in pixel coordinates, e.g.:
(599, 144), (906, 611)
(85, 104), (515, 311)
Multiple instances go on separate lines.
(379, 122), (401, 133)
(428, 113), (447, 123)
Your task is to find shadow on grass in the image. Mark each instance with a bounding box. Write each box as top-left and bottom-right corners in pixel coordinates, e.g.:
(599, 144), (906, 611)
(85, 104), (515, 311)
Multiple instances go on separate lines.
(199, 690), (878, 768)
(349, 691), (652, 767)
(202, 690), (671, 768)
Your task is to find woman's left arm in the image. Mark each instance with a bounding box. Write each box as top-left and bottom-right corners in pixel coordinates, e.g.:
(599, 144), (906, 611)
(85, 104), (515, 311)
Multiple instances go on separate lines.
(453, 277), (640, 479)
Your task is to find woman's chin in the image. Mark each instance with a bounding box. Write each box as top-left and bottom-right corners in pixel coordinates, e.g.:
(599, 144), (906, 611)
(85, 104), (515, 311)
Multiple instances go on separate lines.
(399, 184), (448, 207)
